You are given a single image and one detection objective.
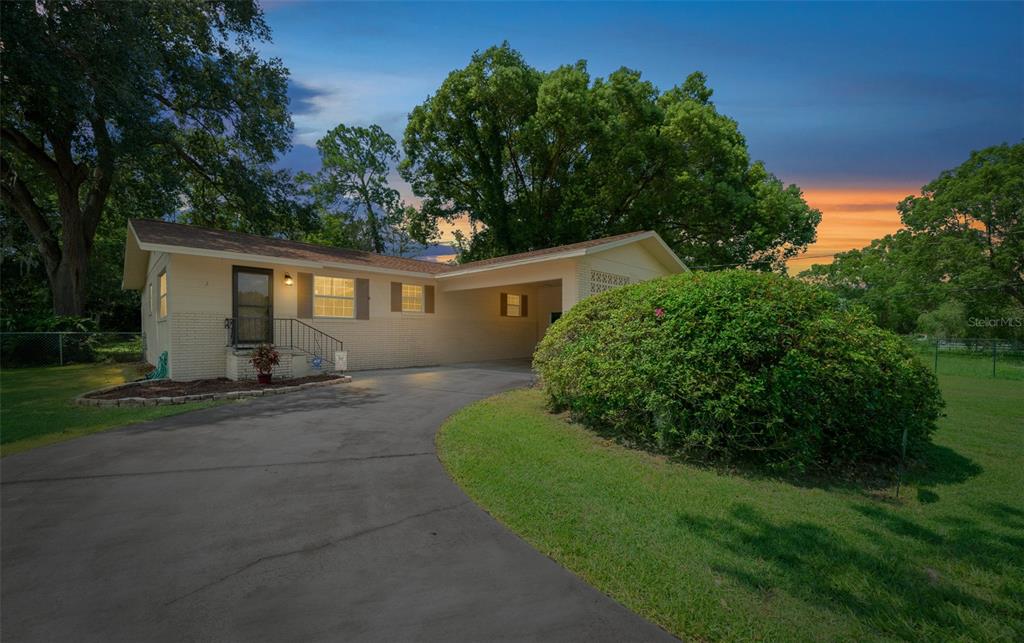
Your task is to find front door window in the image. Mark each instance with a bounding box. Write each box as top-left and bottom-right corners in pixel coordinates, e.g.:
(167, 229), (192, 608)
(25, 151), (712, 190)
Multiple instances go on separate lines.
(233, 267), (273, 344)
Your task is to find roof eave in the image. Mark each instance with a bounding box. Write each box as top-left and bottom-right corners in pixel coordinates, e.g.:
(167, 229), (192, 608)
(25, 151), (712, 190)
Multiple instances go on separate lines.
(435, 248), (588, 279)
(121, 222), (149, 290)
(133, 241), (446, 279)
(437, 231), (689, 278)
(640, 233), (690, 273)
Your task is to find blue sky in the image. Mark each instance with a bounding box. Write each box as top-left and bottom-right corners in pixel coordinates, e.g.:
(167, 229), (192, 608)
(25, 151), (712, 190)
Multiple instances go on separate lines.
(260, 1), (1023, 262)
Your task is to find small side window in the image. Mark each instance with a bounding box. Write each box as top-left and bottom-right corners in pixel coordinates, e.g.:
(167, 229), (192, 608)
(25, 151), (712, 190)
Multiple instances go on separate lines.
(501, 292), (528, 317)
(158, 271), (168, 319)
(506, 293), (522, 317)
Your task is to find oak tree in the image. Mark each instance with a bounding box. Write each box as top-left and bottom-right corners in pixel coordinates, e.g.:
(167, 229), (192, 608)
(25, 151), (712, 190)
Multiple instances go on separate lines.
(401, 43), (820, 268)
(1, 0), (296, 315)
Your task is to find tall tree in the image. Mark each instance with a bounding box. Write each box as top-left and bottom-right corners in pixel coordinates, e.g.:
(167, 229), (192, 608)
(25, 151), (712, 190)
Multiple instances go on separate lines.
(799, 231), (951, 334)
(302, 124), (410, 254)
(0, 0), (296, 315)
(800, 142), (1024, 339)
(400, 43), (820, 268)
(898, 142), (1023, 307)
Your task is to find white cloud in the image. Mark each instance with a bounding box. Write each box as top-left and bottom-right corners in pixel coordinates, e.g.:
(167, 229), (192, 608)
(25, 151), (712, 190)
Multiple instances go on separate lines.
(289, 70), (436, 147)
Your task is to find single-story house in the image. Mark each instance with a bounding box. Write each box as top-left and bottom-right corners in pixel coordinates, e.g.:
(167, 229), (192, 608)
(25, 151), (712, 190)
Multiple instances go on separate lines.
(122, 219), (688, 381)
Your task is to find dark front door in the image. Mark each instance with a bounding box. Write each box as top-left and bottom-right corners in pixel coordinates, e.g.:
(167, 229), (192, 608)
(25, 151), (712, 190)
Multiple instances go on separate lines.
(233, 267), (273, 344)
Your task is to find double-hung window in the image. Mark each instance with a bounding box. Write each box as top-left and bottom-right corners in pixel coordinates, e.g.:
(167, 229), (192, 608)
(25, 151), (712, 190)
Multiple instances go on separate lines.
(506, 293), (522, 317)
(402, 284), (424, 312)
(314, 275), (355, 318)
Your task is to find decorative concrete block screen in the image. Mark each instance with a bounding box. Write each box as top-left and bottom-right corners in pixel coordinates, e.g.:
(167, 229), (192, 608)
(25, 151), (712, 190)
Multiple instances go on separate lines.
(589, 270), (631, 295)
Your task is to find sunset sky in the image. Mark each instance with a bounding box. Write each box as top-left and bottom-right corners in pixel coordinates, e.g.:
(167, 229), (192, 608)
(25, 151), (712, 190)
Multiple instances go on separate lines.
(262, 1), (1024, 269)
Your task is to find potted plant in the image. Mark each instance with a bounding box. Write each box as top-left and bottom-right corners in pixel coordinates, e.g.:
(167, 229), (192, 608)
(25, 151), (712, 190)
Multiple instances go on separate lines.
(250, 343), (280, 384)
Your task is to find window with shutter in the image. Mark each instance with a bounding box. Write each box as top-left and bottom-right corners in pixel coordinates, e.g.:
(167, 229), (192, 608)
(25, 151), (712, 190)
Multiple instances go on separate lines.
(314, 276), (355, 318)
(401, 284), (424, 312)
(501, 293), (528, 317)
(506, 293), (522, 317)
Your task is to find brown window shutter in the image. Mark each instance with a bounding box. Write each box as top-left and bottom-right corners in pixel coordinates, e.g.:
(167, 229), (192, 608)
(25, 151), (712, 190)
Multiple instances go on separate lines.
(297, 272), (313, 318)
(391, 282), (402, 312)
(355, 278), (370, 319)
(500, 292), (508, 317)
(424, 285), (435, 313)
(521, 294), (528, 317)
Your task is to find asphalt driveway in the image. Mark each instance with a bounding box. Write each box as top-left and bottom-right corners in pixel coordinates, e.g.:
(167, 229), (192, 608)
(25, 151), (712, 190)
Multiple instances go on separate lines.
(1, 362), (673, 642)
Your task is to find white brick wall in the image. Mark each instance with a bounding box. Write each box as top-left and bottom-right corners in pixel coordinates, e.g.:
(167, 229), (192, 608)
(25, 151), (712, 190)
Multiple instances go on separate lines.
(154, 241), (678, 381)
(140, 252), (170, 366)
(169, 312), (228, 381)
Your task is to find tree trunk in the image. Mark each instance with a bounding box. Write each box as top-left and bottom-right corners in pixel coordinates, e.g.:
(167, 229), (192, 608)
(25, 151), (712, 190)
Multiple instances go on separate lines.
(3, 124), (108, 319)
(363, 195), (385, 254)
(47, 243), (90, 316)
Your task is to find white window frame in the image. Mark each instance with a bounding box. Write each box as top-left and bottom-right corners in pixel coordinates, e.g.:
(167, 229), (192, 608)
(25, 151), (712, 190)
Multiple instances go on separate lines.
(158, 271), (168, 319)
(314, 275), (356, 319)
(506, 293), (523, 317)
(402, 283), (424, 313)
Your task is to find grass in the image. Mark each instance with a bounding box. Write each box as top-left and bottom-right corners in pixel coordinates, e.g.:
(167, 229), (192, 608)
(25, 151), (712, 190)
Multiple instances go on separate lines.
(0, 363), (220, 456)
(438, 374), (1024, 641)
(908, 341), (1024, 381)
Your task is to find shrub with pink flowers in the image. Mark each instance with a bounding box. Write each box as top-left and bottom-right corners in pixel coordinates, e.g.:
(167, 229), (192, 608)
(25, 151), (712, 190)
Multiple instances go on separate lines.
(533, 270), (944, 474)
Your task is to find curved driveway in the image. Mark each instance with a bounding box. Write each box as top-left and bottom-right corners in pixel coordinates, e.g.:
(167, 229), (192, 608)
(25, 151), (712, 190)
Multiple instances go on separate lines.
(2, 362), (672, 642)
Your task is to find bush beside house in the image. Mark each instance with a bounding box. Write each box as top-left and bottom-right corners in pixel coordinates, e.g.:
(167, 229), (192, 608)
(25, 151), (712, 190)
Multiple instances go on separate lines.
(534, 270), (945, 473)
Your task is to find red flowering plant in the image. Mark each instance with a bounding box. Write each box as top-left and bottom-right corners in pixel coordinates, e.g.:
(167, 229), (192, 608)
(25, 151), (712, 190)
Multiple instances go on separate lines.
(250, 343), (280, 377)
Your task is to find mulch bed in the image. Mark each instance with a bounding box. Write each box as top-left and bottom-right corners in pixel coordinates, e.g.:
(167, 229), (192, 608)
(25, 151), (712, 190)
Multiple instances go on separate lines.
(86, 374), (341, 400)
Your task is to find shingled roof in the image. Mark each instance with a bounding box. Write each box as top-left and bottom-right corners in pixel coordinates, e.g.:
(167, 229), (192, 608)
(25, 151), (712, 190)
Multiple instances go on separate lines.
(130, 219), (457, 274)
(129, 219), (663, 276)
(445, 230), (653, 273)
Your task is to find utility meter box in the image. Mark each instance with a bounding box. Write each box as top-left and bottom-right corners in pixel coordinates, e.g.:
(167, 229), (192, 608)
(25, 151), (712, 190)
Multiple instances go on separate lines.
(334, 350), (348, 372)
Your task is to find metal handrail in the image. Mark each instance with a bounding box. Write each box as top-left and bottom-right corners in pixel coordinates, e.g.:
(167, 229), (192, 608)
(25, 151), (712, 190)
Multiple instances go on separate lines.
(224, 318), (343, 365)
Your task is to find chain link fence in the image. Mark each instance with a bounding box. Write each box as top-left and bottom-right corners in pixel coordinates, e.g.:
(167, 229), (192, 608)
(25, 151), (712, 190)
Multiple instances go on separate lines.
(906, 336), (1024, 380)
(0, 332), (144, 368)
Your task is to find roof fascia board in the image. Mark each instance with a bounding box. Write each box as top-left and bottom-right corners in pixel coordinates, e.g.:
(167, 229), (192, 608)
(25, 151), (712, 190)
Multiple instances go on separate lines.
(134, 241), (441, 279)
(437, 232), (674, 279)
(121, 222), (149, 289)
(436, 249), (587, 279)
(580, 231), (657, 256)
(584, 231), (688, 273)
(581, 230), (688, 273)
(645, 234), (690, 272)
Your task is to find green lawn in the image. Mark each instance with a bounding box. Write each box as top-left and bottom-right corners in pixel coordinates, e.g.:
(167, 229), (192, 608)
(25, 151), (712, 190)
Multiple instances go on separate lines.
(0, 363), (219, 456)
(908, 341), (1024, 381)
(438, 374), (1024, 641)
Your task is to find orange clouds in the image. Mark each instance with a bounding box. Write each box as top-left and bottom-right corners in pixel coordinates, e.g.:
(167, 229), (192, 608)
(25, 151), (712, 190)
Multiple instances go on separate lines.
(787, 186), (916, 273)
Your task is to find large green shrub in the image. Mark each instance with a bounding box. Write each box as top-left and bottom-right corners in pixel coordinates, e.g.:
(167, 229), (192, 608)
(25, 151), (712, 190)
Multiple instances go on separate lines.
(534, 270), (944, 473)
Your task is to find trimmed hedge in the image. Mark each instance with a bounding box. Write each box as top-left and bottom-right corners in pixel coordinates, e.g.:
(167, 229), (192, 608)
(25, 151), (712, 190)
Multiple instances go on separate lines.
(534, 270), (944, 473)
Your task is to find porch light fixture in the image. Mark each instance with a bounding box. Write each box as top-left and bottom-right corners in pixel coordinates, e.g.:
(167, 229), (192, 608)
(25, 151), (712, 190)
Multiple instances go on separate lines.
(283, 273), (294, 286)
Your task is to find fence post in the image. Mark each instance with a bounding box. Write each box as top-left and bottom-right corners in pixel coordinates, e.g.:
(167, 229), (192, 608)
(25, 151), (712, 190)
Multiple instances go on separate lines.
(992, 339), (997, 378)
(58, 332), (64, 366)
(934, 339), (939, 373)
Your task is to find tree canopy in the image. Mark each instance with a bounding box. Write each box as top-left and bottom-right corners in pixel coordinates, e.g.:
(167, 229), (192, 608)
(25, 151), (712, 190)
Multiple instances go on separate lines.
(1, 0), (304, 316)
(800, 142), (1024, 339)
(401, 43), (821, 269)
(301, 124), (420, 255)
